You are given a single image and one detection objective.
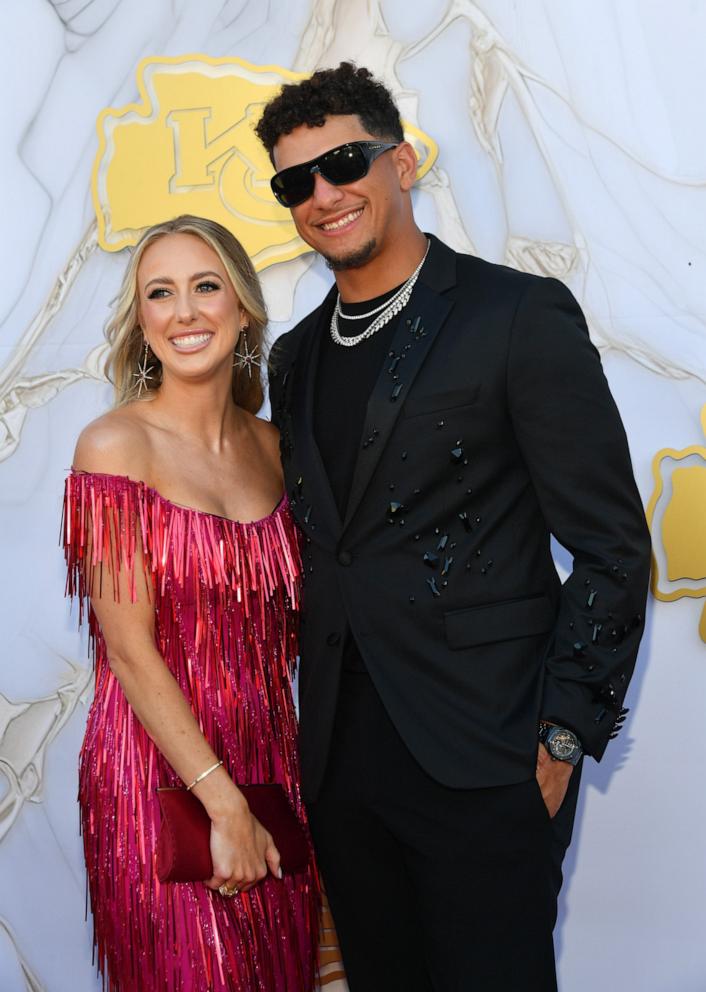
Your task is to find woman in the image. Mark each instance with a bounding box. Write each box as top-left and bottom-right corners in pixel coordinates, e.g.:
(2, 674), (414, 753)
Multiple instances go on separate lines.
(63, 215), (319, 991)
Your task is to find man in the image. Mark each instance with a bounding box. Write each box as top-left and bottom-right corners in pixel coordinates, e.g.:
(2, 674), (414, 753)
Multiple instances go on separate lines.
(256, 62), (651, 991)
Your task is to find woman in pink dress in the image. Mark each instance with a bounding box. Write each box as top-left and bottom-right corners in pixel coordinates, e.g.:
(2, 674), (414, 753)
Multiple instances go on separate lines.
(63, 215), (319, 991)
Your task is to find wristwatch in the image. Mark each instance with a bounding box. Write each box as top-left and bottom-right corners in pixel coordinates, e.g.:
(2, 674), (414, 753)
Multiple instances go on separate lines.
(538, 721), (583, 766)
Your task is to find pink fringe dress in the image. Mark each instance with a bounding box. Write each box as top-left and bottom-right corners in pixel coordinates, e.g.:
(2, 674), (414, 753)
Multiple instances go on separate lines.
(63, 471), (320, 991)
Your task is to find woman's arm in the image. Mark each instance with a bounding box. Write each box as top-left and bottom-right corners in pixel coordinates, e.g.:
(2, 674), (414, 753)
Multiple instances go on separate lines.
(73, 419), (281, 892)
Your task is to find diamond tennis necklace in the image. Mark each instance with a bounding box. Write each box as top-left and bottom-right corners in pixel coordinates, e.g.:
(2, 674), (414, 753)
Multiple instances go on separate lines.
(330, 239), (430, 347)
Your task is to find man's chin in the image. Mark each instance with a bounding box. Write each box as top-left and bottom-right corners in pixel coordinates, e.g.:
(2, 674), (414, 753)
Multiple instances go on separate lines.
(322, 238), (377, 272)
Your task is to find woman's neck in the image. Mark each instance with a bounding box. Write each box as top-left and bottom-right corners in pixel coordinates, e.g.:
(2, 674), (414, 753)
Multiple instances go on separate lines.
(146, 372), (242, 453)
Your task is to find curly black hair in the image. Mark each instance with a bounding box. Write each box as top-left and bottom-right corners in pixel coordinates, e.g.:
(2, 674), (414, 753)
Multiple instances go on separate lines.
(255, 62), (404, 161)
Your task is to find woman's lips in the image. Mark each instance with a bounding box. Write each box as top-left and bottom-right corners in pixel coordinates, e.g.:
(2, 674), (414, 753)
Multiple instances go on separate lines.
(169, 331), (214, 353)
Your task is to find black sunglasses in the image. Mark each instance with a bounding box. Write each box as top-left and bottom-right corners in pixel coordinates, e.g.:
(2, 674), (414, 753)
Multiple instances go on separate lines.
(270, 140), (399, 208)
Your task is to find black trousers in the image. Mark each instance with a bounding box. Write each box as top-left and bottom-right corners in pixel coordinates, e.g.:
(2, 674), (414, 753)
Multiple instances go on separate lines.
(307, 671), (581, 992)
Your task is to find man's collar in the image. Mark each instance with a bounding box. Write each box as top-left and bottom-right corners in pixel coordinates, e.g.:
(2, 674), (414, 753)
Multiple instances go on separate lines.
(307, 231), (458, 328)
(418, 233), (458, 295)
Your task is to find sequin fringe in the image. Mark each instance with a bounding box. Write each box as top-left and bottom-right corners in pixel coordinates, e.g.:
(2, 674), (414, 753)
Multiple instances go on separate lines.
(63, 471), (320, 992)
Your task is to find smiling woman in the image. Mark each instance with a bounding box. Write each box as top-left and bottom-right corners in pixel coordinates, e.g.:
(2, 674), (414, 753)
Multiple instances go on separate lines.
(137, 236), (247, 395)
(105, 215), (267, 412)
(61, 214), (321, 991)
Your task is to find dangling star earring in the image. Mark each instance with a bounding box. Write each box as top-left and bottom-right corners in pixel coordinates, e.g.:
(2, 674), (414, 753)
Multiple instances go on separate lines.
(233, 322), (260, 379)
(133, 339), (154, 396)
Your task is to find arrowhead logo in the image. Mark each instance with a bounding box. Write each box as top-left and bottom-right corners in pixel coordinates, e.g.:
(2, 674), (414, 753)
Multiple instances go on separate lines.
(91, 54), (438, 271)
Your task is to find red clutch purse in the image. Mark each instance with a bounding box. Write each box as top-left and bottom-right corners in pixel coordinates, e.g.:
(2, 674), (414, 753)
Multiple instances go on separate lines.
(156, 783), (310, 882)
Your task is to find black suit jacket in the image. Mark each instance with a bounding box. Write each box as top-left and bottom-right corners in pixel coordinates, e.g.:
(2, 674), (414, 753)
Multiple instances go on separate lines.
(269, 235), (651, 802)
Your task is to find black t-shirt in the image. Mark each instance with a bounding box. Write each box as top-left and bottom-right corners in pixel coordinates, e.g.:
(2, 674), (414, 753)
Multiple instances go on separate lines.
(314, 285), (404, 672)
(314, 286), (403, 516)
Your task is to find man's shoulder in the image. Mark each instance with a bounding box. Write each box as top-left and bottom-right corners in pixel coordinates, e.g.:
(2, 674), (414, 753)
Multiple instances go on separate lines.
(269, 319), (307, 363)
(445, 245), (577, 322)
(269, 288), (333, 368)
(453, 246), (549, 295)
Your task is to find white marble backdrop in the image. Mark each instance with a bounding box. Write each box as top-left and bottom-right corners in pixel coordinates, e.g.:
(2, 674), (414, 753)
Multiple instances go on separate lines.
(2, 1), (705, 989)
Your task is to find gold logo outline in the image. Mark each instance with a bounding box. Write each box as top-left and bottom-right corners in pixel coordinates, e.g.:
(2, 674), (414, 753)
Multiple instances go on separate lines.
(645, 404), (706, 642)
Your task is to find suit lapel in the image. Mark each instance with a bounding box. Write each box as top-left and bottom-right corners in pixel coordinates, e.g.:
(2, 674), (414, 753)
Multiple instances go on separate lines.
(342, 276), (454, 531)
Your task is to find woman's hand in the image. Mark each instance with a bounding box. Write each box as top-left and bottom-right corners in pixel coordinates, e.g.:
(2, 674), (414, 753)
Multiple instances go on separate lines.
(205, 792), (282, 894)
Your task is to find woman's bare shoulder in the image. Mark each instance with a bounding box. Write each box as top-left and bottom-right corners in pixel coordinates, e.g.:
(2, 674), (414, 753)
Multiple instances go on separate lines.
(72, 405), (152, 478)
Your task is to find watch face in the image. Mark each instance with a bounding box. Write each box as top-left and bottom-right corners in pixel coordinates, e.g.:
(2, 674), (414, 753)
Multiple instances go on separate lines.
(548, 729), (579, 760)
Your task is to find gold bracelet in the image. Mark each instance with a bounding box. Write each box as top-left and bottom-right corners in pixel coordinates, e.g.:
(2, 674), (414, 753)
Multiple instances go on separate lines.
(185, 760), (223, 792)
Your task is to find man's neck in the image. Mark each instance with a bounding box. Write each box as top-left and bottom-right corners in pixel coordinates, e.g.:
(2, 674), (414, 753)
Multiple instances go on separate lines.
(335, 227), (428, 303)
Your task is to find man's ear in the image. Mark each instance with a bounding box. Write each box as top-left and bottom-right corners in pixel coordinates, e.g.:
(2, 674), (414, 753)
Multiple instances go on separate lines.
(395, 141), (420, 192)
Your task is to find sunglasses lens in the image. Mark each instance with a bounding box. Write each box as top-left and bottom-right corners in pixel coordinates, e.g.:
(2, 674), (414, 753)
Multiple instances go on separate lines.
(271, 167), (314, 208)
(319, 144), (368, 185)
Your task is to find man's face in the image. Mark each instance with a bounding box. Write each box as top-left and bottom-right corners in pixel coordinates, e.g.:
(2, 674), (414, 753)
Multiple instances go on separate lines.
(272, 114), (411, 272)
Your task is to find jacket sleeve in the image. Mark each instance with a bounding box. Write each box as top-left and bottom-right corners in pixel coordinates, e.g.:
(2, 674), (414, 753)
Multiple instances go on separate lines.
(267, 332), (292, 431)
(507, 276), (651, 760)
(267, 328), (296, 431)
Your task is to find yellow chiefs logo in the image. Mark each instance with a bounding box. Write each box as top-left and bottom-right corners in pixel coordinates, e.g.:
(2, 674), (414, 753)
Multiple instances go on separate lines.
(91, 54), (438, 271)
(646, 404), (706, 643)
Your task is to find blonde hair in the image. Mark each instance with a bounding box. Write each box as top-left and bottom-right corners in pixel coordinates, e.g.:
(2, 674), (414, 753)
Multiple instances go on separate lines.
(104, 215), (266, 412)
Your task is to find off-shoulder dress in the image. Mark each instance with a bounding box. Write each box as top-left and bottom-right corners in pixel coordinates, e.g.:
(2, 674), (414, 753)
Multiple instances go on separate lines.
(63, 470), (319, 992)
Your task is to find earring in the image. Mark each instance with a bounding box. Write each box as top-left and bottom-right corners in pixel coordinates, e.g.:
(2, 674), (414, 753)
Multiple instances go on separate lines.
(233, 324), (260, 379)
(133, 339), (154, 396)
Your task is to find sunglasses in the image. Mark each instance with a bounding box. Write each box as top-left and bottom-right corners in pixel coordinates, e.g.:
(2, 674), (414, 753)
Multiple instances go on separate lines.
(270, 140), (399, 208)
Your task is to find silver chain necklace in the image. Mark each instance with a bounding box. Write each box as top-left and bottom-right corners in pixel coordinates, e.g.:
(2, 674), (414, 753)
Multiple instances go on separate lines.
(337, 284), (406, 321)
(330, 240), (430, 347)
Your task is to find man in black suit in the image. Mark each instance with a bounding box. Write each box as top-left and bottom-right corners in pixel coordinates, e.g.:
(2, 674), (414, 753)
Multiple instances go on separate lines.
(256, 63), (651, 991)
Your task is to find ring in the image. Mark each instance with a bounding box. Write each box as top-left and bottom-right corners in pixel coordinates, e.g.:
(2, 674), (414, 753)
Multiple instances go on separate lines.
(218, 883), (239, 898)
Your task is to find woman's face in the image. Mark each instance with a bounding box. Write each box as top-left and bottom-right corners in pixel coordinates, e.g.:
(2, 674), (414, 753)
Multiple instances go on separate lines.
(136, 232), (246, 387)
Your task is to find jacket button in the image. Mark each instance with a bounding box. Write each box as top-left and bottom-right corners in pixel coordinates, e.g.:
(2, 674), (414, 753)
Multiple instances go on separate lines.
(337, 550), (352, 566)
(326, 632), (341, 646)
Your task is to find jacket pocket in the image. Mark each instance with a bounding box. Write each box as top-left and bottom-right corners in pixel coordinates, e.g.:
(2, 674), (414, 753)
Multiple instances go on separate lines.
(402, 385), (480, 419)
(444, 594), (555, 649)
